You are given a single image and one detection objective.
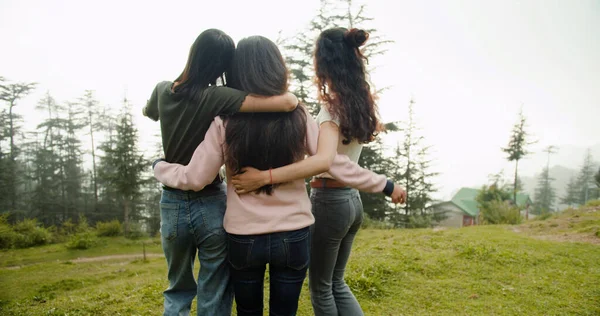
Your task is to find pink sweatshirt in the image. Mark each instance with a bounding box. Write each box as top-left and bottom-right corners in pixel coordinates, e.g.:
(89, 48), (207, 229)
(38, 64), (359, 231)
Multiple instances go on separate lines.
(154, 113), (386, 235)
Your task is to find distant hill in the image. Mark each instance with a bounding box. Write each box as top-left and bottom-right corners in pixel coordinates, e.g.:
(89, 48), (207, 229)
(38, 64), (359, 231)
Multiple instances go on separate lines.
(519, 143), (600, 178)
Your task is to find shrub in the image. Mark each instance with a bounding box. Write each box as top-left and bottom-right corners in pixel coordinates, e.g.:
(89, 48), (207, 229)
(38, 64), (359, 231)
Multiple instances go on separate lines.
(0, 222), (18, 249)
(406, 215), (433, 229)
(479, 200), (522, 225)
(585, 199), (600, 207)
(66, 232), (98, 250)
(11, 219), (52, 248)
(361, 215), (394, 230)
(60, 218), (77, 236)
(75, 214), (90, 233)
(537, 211), (553, 221)
(125, 223), (146, 240)
(96, 220), (122, 237)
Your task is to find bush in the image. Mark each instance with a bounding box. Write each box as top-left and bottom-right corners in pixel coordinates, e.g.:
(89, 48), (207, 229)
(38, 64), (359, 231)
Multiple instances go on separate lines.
(96, 220), (122, 237)
(406, 215), (433, 229)
(361, 215), (394, 230)
(537, 211), (553, 221)
(125, 223), (146, 240)
(60, 218), (77, 236)
(479, 200), (522, 225)
(0, 222), (18, 249)
(11, 219), (52, 248)
(585, 199), (600, 207)
(66, 232), (98, 250)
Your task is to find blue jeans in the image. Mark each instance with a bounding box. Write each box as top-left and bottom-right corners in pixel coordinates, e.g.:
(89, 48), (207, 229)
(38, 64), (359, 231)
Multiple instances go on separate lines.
(228, 227), (310, 316)
(159, 186), (233, 316)
(309, 188), (364, 316)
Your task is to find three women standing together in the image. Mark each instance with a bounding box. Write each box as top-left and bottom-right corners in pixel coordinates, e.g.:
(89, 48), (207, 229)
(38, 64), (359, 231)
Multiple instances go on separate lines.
(145, 28), (405, 316)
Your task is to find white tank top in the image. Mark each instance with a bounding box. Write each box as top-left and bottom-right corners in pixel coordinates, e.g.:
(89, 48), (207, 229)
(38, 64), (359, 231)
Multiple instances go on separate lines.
(315, 107), (363, 179)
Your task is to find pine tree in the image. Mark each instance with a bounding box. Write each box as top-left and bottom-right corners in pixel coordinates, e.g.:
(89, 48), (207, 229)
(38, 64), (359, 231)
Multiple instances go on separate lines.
(357, 123), (398, 220)
(533, 146), (558, 214)
(97, 98), (147, 233)
(0, 79), (37, 212)
(60, 102), (85, 221)
(533, 167), (556, 214)
(393, 99), (438, 227)
(77, 91), (102, 209)
(282, 0), (393, 115)
(595, 167), (600, 189)
(31, 92), (66, 224)
(574, 150), (597, 204)
(561, 176), (580, 207)
(502, 108), (535, 204)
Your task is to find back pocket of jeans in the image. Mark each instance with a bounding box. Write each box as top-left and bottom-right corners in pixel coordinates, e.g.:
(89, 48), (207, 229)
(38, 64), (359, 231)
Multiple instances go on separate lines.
(284, 229), (310, 271)
(228, 235), (254, 270)
(160, 203), (179, 241)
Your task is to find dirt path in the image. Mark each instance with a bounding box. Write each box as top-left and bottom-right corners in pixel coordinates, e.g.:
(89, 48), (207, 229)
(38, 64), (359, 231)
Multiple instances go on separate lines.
(3, 253), (164, 270)
(71, 253), (164, 263)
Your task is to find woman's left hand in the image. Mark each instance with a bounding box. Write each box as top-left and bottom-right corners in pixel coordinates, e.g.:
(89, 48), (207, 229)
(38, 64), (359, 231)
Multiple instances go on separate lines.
(230, 167), (270, 194)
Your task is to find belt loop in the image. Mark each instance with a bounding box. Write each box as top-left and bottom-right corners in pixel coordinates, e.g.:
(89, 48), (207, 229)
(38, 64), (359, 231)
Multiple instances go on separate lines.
(322, 178), (326, 189)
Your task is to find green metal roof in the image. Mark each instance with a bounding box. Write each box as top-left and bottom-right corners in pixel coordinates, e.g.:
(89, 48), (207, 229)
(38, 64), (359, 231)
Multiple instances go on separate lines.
(450, 188), (480, 217)
(449, 187), (532, 217)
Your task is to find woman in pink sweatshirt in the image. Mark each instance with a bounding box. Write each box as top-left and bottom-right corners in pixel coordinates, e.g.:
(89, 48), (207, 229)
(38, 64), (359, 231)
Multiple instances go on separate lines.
(153, 35), (403, 316)
(230, 28), (406, 316)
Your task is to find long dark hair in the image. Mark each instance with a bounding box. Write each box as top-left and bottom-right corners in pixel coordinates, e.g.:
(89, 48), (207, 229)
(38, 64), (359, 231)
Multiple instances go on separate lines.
(314, 27), (382, 144)
(224, 36), (307, 195)
(173, 29), (235, 103)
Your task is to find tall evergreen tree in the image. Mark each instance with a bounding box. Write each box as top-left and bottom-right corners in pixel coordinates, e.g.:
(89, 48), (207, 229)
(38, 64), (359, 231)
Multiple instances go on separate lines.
(31, 92), (66, 224)
(282, 0), (393, 115)
(533, 146), (558, 214)
(60, 102), (85, 220)
(533, 167), (556, 214)
(78, 90), (103, 209)
(393, 99), (438, 227)
(595, 167), (600, 190)
(502, 108), (535, 204)
(97, 98), (147, 233)
(0, 79), (36, 212)
(574, 150), (597, 204)
(357, 123), (398, 220)
(561, 176), (580, 207)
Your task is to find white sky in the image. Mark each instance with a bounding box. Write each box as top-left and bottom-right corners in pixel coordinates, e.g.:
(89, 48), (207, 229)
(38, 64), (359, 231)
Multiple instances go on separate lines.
(1, 0), (599, 199)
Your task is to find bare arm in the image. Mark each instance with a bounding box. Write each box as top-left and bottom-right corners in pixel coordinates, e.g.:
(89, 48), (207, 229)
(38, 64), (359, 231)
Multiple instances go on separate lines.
(238, 92), (298, 113)
(153, 118), (225, 191)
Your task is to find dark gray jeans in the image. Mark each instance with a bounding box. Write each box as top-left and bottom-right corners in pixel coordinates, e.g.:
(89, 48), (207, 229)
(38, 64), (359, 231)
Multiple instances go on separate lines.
(309, 187), (364, 316)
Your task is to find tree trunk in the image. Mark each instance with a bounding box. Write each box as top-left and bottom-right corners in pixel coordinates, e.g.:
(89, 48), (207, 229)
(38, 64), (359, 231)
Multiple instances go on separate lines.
(8, 102), (16, 211)
(123, 199), (130, 235)
(513, 160), (519, 204)
(89, 114), (98, 206)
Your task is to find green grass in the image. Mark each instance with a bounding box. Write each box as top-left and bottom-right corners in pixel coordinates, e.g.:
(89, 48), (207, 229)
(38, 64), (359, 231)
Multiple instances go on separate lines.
(1, 211), (599, 315)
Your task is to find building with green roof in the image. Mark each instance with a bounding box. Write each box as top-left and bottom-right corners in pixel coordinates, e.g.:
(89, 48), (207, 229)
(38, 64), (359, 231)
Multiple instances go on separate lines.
(433, 187), (532, 228)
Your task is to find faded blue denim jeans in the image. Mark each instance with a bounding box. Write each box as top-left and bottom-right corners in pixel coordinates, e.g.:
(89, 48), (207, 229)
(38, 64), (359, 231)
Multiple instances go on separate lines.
(309, 187), (364, 316)
(228, 226), (311, 316)
(159, 185), (233, 316)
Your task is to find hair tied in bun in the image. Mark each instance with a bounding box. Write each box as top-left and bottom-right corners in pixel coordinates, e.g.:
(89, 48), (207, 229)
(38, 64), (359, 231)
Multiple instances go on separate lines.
(344, 28), (369, 47)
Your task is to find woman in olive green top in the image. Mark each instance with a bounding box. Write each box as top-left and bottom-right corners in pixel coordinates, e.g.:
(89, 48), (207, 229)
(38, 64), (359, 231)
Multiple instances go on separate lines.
(143, 28), (297, 316)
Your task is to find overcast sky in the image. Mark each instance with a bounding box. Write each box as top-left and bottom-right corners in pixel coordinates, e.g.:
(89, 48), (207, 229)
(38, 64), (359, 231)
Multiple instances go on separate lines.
(1, 0), (599, 199)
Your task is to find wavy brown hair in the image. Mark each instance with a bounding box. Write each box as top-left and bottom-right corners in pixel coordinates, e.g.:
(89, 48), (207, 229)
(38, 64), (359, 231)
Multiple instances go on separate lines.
(224, 36), (307, 194)
(314, 27), (382, 144)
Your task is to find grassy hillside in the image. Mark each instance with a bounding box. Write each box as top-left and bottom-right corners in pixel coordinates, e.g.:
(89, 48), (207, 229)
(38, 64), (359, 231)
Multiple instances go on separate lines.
(1, 207), (599, 315)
